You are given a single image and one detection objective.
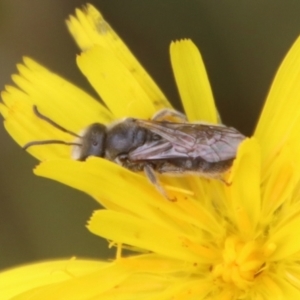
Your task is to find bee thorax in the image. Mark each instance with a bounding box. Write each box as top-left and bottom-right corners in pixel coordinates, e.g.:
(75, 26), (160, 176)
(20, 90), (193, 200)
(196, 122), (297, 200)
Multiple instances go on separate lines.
(105, 119), (151, 161)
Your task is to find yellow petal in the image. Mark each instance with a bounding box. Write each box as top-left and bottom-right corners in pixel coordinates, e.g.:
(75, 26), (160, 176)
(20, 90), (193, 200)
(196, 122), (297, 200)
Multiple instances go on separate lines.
(267, 206), (300, 260)
(285, 266), (300, 290)
(118, 253), (196, 274)
(77, 46), (156, 118)
(170, 39), (218, 123)
(149, 279), (211, 300)
(227, 138), (261, 238)
(89, 209), (202, 262)
(98, 273), (177, 300)
(33, 157), (165, 209)
(0, 255), (211, 300)
(67, 4), (171, 111)
(1, 58), (112, 160)
(261, 145), (298, 220)
(261, 275), (300, 299)
(12, 57), (112, 127)
(0, 259), (107, 299)
(1, 98), (72, 160)
(33, 158), (223, 240)
(255, 37), (300, 176)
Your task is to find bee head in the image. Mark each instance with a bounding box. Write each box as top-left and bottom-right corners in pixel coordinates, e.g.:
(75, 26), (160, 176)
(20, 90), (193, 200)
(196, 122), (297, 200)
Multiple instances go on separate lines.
(23, 106), (107, 161)
(72, 123), (107, 161)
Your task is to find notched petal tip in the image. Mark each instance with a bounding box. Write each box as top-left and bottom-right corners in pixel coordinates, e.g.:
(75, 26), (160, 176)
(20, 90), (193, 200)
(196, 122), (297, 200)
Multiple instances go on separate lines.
(170, 38), (192, 45)
(68, 4), (171, 112)
(77, 45), (156, 119)
(0, 103), (8, 119)
(170, 39), (219, 123)
(1, 54), (114, 160)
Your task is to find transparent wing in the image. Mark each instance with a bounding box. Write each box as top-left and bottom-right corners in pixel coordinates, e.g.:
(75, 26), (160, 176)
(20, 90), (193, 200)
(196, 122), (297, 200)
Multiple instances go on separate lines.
(129, 120), (246, 163)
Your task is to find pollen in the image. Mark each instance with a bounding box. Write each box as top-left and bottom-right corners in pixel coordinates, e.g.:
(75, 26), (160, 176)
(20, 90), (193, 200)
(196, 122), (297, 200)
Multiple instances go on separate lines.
(212, 236), (267, 290)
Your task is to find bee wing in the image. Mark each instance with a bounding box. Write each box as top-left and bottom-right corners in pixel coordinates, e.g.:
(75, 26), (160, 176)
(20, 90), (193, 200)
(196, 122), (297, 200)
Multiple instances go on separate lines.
(133, 120), (245, 162)
(129, 138), (187, 161)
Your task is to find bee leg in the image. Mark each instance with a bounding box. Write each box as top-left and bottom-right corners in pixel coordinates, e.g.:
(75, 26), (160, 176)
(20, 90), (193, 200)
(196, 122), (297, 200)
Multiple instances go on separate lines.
(152, 108), (187, 122)
(144, 165), (176, 201)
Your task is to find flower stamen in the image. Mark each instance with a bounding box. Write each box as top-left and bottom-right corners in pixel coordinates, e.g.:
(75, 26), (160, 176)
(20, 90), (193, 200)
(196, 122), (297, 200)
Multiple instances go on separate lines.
(212, 236), (266, 290)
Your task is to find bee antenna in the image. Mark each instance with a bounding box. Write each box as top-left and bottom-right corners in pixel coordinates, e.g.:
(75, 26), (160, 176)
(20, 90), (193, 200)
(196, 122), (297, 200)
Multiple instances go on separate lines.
(23, 140), (82, 150)
(33, 105), (80, 138)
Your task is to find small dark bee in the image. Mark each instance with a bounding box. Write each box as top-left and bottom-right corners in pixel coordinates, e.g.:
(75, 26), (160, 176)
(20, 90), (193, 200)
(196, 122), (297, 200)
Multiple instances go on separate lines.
(24, 106), (246, 199)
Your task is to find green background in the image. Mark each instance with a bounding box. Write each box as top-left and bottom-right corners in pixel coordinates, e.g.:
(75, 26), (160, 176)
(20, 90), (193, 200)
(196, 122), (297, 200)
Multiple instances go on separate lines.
(0, 0), (299, 270)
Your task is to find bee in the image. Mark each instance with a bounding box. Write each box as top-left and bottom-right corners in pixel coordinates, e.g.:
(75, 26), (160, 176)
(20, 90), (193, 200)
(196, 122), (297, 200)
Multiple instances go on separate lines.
(24, 106), (246, 199)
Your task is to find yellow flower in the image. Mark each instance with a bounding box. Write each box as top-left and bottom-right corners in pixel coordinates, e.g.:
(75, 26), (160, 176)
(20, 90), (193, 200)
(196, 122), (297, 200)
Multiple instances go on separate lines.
(1, 3), (300, 299)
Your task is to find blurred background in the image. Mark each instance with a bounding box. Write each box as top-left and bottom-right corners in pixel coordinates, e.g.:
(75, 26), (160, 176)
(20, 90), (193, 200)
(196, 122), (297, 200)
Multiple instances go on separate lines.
(1, 0), (300, 270)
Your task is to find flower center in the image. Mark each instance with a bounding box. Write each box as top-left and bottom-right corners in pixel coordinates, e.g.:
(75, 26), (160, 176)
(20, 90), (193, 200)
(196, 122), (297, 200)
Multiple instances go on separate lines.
(211, 236), (266, 290)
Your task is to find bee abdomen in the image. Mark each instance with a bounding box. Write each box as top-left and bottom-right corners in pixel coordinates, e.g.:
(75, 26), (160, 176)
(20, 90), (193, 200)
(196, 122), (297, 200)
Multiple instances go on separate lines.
(154, 157), (234, 175)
